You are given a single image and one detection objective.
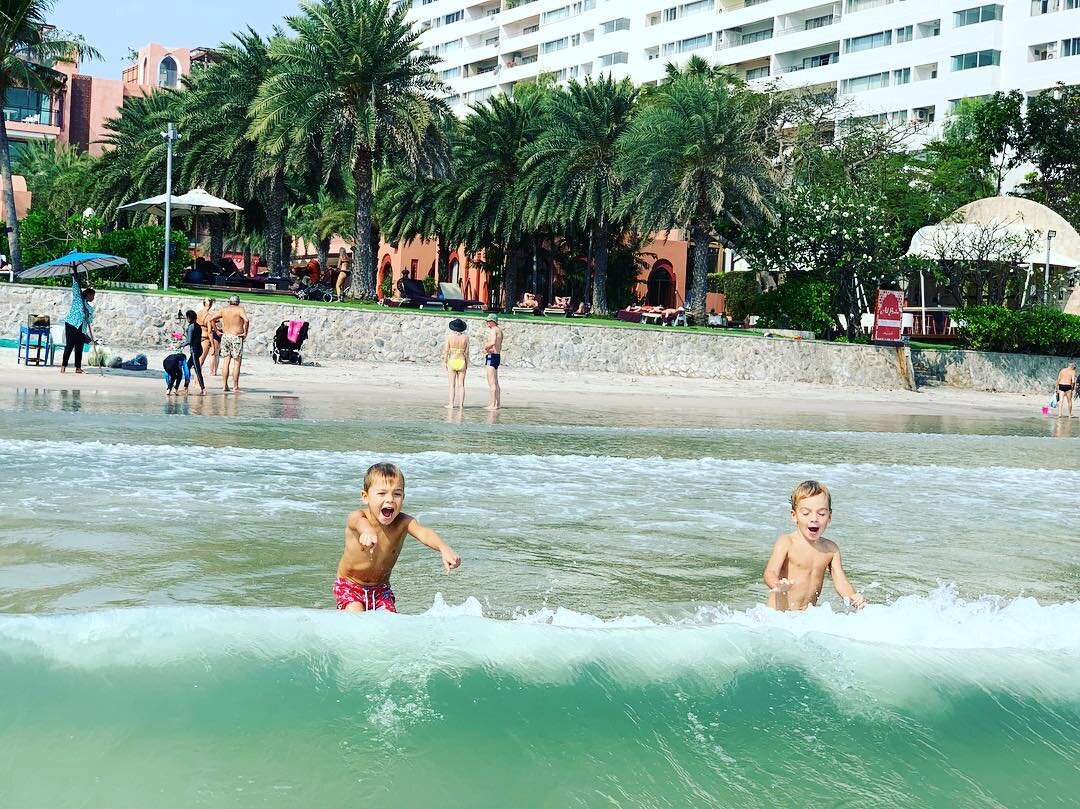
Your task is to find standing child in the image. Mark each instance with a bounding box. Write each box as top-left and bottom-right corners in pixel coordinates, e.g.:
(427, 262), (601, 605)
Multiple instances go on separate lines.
(763, 480), (866, 611)
(334, 463), (461, 612)
(181, 310), (206, 395)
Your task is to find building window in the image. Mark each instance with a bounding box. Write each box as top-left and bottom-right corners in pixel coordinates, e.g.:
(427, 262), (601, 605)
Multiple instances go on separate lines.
(543, 5), (570, 22)
(893, 67), (911, 84)
(953, 4), (1002, 26)
(896, 25), (913, 43)
(805, 14), (834, 30)
(598, 51), (629, 66)
(542, 37), (568, 54)
(440, 66), (461, 80)
(158, 55), (178, 88)
(841, 71), (890, 93)
(746, 65), (770, 79)
(951, 49), (1001, 70)
(845, 31), (891, 52)
(1064, 37), (1080, 57)
(663, 7), (677, 21)
(601, 18), (630, 34)
(571, 33), (581, 46)
(444, 10), (463, 24)
(681, 0), (712, 16)
(678, 33), (713, 52)
(741, 28), (773, 44)
(804, 51), (839, 68)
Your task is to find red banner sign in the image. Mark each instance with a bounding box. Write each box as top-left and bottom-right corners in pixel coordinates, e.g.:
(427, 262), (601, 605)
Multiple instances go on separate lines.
(872, 289), (904, 343)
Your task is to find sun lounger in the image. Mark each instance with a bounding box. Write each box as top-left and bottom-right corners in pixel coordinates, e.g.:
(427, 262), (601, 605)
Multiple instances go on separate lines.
(543, 296), (572, 316)
(512, 292), (542, 315)
(438, 282), (485, 312)
(399, 278), (445, 309)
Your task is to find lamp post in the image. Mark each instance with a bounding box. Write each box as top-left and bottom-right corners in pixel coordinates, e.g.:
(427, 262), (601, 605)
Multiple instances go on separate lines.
(1044, 229), (1057, 305)
(161, 123), (181, 291)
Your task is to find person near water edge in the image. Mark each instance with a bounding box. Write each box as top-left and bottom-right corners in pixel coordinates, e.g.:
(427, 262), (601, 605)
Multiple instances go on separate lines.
(205, 295), (250, 393)
(1055, 363), (1076, 419)
(59, 274), (95, 374)
(181, 310), (206, 395)
(333, 463), (461, 612)
(483, 314), (503, 411)
(763, 480), (866, 612)
(442, 318), (469, 409)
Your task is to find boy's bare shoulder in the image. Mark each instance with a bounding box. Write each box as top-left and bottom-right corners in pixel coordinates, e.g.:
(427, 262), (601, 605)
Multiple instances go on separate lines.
(819, 536), (841, 554)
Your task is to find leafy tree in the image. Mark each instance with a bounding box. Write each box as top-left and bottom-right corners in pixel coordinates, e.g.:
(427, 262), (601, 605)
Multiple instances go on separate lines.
(291, 190), (353, 272)
(377, 170), (457, 282)
(523, 76), (639, 315)
(1020, 83), (1080, 230)
(756, 273), (837, 337)
(12, 140), (96, 221)
(250, 0), (447, 299)
(0, 1), (99, 272)
(618, 70), (775, 323)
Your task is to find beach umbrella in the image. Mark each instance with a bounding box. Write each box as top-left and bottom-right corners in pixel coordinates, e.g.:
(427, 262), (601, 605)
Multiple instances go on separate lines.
(120, 188), (243, 257)
(18, 251), (128, 280)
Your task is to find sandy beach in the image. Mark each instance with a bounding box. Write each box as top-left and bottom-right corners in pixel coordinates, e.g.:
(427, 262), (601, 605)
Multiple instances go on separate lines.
(0, 345), (1049, 423)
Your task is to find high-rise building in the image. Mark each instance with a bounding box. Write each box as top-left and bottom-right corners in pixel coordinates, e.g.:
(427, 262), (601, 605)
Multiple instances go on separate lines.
(409, 0), (1080, 137)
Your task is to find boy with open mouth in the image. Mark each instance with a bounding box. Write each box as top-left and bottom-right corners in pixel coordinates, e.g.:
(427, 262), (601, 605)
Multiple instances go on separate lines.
(762, 480), (865, 612)
(334, 462), (461, 612)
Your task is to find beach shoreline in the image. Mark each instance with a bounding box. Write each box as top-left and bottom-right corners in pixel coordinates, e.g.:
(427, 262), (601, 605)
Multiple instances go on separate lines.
(0, 345), (1049, 422)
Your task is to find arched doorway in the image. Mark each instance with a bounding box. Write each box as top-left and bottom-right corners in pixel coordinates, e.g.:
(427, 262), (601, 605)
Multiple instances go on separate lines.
(377, 256), (392, 299)
(449, 258), (461, 286)
(646, 261), (675, 309)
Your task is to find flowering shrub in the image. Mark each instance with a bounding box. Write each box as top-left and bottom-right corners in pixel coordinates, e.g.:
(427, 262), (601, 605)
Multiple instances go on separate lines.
(954, 305), (1080, 356)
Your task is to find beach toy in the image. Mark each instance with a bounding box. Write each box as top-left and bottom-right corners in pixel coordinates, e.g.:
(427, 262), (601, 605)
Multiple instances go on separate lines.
(1042, 406), (1049, 414)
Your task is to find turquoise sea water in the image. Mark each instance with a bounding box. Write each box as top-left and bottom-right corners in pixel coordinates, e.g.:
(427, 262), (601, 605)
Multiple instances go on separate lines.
(1, 388), (1078, 807)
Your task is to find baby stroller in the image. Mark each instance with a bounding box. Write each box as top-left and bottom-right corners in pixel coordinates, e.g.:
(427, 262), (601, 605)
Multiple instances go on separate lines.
(294, 271), (335, 302)
(272, 320), (310, 364)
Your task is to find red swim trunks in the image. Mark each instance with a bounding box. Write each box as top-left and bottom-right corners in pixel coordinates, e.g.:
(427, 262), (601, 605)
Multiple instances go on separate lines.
(333, 577), (397, 612)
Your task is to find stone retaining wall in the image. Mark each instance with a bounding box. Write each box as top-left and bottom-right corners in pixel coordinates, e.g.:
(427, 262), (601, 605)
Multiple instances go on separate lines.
(911, 347), (1073, 395)
(0, 284), (918, 389)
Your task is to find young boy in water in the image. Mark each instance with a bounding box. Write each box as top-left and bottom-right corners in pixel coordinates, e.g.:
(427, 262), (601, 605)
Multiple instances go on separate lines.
(334, 462), (461, 612)
(763, 480), (866, 612)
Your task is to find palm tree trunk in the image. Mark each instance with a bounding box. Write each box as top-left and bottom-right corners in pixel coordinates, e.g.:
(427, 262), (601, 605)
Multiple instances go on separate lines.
(688, 221), (711, 324)
(210, 217), (224, 265)
(317, 236), (330, 274)
(501, 244), (517, 314)
(351, 150), (376, 299)
(0, 117), (24, 275)
(265, 176), (284, 276)
(591, 218), (609, 316)
(437, 237), (450, 281)
(243, 244), (252, 276)
(282, 230), (292, 270)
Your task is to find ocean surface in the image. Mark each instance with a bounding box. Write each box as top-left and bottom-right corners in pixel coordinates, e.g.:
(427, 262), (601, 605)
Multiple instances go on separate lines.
(1, 387), (1078, 808)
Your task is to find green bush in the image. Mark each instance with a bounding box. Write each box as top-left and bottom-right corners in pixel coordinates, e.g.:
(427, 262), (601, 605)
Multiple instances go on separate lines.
(707, 272), (758, 323)
(756, 274), (838, 337)
(96, 225), (184, 285)
(422, 275), (436, 296)
(954, 305), (1080, 356)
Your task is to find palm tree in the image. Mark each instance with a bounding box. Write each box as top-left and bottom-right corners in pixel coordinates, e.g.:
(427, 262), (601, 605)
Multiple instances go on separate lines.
(291, 190), (353, 272)
(377, 170), (457, 282)
(524, 76), (638, 315)
(451, 91), (541, 312)
(618, 70), (776, 324)
(249, 0), (447, 299)
(180, 28), (289, 273)
(92, 90), (184, 219)
(0, 1), (99, 272)
(12, 139), (95, 220)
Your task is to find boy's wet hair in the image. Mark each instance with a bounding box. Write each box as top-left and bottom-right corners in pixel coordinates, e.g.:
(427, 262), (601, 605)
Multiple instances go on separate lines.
(185, 309), (197, 321)
(363, 462), (404, 491)
(790, 480), (831, 511)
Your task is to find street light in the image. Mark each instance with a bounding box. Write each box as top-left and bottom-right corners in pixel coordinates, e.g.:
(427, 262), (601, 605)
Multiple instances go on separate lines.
(1044, 229), (1057, 305)
(161, 123), (181, 291)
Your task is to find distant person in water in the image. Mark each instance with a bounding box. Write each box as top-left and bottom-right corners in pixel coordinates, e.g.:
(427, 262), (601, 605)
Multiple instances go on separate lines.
(442, 318), (469, 409)
(334, 462), (461, 612)
(763, 480), (865, 611)
(483, 313), (503, 411)
(205, 295), (250, 393)
(1055, 363), (1076, 419)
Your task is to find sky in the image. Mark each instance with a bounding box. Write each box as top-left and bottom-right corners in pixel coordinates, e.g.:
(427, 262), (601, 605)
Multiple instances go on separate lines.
(51, 0), (303, 79)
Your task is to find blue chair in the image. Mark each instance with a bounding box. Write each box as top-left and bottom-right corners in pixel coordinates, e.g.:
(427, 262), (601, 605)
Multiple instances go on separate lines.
(18, 325), (52, 366)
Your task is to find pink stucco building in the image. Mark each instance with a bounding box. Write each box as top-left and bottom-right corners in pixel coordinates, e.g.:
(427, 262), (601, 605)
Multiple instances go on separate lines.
(4, 43), (215, 159)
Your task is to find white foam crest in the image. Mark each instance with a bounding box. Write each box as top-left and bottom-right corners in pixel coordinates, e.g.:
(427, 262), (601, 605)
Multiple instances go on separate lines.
(1, 437), (1076, 482)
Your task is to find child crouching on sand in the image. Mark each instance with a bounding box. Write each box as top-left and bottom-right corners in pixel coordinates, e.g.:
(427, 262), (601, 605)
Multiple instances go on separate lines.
(763, 480), (865, 612)
(334, 462), (461, 612)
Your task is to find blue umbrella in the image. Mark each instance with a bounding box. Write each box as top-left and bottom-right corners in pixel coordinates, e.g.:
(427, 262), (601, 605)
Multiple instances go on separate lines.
(18, 251), (129, 280)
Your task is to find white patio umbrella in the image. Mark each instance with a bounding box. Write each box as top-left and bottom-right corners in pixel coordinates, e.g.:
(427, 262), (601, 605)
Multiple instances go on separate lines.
(119, 188), (242, 256)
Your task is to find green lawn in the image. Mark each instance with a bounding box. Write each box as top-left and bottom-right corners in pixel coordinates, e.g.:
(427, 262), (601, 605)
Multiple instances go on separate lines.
(114, 284), (769, 339)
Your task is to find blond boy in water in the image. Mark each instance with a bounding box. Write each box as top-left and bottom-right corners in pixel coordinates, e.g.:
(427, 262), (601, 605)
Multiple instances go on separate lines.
(334, 463), (461, 612)
(763, 480), (866, 611)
